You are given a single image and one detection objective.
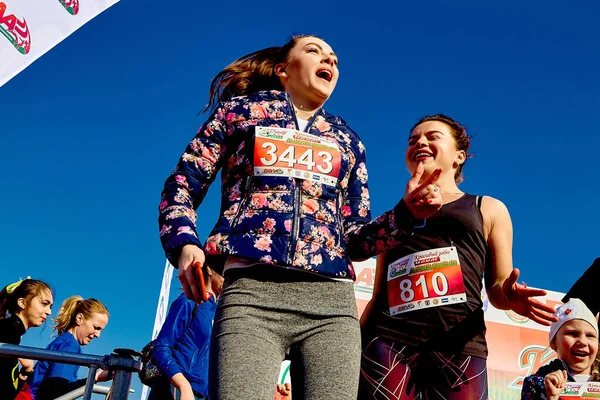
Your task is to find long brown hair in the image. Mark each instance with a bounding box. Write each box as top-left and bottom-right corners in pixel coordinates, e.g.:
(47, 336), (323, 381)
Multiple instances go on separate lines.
(52, 296), (109, 335)
(0, 279), (52, 318)
(202, 34), (318, 114)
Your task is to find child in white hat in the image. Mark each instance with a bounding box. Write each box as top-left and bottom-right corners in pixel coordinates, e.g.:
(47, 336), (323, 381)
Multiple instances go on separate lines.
(521, 298), (599, 399)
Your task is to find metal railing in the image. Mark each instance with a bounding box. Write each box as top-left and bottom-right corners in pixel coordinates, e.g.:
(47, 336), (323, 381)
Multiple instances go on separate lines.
(0, 343), (142, 400)
(55, 384), (111, 400)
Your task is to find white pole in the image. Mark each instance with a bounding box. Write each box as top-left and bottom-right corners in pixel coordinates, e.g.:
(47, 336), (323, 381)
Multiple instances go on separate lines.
(140, 260), (175, 400)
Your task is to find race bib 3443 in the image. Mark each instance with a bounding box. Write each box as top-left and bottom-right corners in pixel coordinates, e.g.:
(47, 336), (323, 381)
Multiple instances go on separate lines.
(254, 127), (341, 186)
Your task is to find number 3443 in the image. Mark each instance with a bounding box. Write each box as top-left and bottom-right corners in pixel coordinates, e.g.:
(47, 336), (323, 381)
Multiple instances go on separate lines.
(259, 142), (335, 174)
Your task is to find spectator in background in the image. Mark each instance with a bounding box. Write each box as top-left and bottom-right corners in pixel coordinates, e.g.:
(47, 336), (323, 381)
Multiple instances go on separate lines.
(0, 278), (53, 400)
(30, 296), (111, 400)
(148, 266), (223, 400)
(521, 298), (598, 399)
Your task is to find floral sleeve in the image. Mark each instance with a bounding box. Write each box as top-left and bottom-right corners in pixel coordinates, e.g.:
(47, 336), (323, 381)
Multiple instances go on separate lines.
(342, 138), (414, 261)
(521, 374), (547, 400)
(158, 107), (228, 266)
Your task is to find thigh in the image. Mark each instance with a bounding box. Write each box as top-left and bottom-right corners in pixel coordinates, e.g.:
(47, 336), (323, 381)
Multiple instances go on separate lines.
(358, 336), (419, 400)
(290, 315), (361, 400)
(208, 302), (286, 400)
(425, 353), (488, 400)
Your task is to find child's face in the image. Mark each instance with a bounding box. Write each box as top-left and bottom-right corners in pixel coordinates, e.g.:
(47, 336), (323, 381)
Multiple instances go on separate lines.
(552, 319), (599, 375)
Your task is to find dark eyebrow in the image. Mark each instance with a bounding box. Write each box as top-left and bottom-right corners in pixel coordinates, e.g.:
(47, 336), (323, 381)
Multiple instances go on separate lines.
(409, 130), (446, 140)
(305, 42), (337, 58)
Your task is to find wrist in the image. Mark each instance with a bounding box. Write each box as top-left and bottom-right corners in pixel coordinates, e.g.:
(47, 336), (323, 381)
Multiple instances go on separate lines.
(19, 368), (34, 379)
(177, 383), (193, 394)
(395, 200), (426, 231)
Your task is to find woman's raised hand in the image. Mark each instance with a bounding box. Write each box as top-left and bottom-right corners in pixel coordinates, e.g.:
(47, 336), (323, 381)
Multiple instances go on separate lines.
(404, 162), (443, 220)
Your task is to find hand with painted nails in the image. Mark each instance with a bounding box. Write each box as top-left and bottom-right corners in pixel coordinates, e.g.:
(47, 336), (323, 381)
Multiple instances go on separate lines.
(403, 162), (443, 220)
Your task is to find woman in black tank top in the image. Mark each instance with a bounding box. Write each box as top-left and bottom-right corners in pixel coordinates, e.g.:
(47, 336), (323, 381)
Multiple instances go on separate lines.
(358, 114), (559, 400)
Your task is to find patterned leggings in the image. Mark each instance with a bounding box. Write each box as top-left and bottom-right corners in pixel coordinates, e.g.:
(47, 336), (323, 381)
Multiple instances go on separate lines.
(359, 336), (488, 400)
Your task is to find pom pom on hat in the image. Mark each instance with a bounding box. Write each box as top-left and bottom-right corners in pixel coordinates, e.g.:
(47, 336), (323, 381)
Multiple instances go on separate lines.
(549, 298), (598, 342)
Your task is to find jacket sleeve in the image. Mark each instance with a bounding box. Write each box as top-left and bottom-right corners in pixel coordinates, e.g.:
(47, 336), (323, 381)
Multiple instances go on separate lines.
(35, 340), (85, 400)
(158, 105), (229, 266)
(563, 257), (600, 315)
(520, 374), (547, 400)
(150, 294), (193, 380)
(341, 137), (415, 261)
(0, 319), (21, 399)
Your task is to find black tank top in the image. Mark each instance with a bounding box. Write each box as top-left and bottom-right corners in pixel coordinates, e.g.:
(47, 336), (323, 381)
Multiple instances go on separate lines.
(366, 194), (489, 358)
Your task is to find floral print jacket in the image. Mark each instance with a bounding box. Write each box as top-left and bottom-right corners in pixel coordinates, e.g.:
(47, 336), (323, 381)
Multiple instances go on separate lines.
(158, 90), (415, 279)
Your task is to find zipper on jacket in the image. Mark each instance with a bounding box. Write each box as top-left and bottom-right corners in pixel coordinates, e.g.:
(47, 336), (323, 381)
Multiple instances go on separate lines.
(284, 92), (323, 265)
(287, 179), (302, 265)
(337, 187), (344, 246)
(285, 92), (322, 133)
(231, 176), (252, 228)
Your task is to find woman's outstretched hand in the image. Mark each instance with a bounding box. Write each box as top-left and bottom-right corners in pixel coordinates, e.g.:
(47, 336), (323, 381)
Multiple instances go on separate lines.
(502, 268), (558, 326)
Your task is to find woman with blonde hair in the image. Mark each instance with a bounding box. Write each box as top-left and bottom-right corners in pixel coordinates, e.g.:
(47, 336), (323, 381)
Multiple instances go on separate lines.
(29, 296), (111, 400)
(0, 278), (53, 400)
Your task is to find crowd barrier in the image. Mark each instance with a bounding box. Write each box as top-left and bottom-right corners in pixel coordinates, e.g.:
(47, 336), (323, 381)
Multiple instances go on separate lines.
(0, 343), (141, 400)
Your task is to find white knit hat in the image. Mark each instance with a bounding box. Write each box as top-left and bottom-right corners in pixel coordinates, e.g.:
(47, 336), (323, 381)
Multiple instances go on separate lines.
(549, 298), (598, 342)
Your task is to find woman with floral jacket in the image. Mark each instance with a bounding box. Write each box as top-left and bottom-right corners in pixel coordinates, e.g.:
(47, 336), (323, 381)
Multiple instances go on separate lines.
(158, 35), (443, 400)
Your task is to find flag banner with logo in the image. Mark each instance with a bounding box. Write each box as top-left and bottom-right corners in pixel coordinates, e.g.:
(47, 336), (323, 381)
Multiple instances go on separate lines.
(0, 0), (118, 87)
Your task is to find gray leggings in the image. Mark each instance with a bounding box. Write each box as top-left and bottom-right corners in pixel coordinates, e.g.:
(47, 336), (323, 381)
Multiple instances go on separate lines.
(208, 265), (361, 400)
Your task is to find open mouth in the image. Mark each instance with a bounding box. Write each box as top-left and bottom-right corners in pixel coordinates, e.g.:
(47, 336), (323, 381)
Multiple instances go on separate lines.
(316, 68), (333, 82)
(413, 151), (433, 161)
(572, 350), (589, 358)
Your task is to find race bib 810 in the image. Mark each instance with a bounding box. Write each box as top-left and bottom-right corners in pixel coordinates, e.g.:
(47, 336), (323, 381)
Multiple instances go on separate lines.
(387, 246), (467, 315)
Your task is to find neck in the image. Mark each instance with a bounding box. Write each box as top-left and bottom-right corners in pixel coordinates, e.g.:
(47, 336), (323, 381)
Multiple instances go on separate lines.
(15, 313), (29, 330)
(425, 173), (462, 195)
(569, 366), (591, 376)
(288, 93), (322, 120)
(295, 107), (316, 121)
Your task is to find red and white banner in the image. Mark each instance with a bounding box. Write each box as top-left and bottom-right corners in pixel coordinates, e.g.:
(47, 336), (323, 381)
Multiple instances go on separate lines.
(0, 0), (118, 87)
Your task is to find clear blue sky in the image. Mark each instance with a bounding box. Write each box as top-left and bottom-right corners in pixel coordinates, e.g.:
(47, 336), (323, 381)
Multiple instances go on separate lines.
(1, 0), (598, 397)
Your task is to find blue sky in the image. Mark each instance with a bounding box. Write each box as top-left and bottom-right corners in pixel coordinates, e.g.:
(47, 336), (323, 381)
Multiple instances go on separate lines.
(1, 0), (599, 397)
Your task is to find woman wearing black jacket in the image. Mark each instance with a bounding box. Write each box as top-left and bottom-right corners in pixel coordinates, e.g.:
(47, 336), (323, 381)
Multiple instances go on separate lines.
(0, 278), (53, 400)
